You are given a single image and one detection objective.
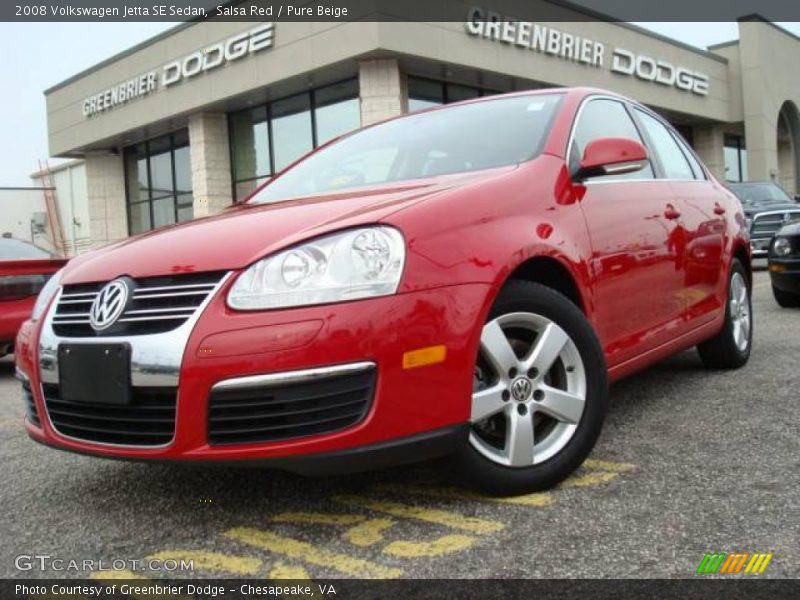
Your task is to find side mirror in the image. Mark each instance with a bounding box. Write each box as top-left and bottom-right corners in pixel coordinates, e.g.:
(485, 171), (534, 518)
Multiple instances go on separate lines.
(574, 137), (649, 182)
(794, 194), (800, 203)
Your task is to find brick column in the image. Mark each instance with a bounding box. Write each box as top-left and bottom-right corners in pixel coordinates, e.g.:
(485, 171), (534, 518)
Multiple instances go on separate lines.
(85, 151), (127, 248)
(188, 113), (233, 217)
(693, 125), (726, 181)
(359, 59), (406, 127)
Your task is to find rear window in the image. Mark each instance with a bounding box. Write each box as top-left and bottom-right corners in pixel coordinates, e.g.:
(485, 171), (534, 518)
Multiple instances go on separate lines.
(0, 238), (53, 260)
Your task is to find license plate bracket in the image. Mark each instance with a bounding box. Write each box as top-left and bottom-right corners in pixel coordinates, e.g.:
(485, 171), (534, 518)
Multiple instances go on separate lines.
(58, 343), (131, 405)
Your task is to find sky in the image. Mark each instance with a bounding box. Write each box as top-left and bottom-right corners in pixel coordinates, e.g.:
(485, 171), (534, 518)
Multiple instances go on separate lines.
(1, 20), (799, 187)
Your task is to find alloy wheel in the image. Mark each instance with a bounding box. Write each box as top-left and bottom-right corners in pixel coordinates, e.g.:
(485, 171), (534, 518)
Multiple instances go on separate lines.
(470, 312), (586, 467)
(729, 272), (751, 352)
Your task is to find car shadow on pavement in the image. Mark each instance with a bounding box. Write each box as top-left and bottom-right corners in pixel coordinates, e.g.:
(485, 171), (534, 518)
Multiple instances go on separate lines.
(38, 350), (709, 522)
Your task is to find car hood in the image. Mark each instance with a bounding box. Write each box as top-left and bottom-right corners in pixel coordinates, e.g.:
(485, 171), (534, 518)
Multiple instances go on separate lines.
(62, 168), (514, 284)
(777, 222), (800, 237)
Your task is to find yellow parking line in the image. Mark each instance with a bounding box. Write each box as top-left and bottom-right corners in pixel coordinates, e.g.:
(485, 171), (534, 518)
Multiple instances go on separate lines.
(384, 534), (477, 558)
(332, 495), (504, 534)
(91, 572), (194, 600)
(582, 459), (636, 472)
(147, 550), (262, 575)
(560, 471), (619, 488)
(373, 482), (553, 507)
(269, 561), (312, 579)
(91, 570), (147, 580)
(225, 527), (402, 579)
(344, 518), (396, 547)
(272, 511), (397, 547)
(272, 512), (365, 526)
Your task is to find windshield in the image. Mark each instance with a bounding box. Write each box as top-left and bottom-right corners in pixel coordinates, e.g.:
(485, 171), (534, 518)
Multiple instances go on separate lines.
(249, 93), (563, 204)
(0, 238), (53, 260)
(729, 183), (793, 206)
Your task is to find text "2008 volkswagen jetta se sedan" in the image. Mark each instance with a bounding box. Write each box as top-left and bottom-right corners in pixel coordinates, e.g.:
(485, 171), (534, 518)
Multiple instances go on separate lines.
(16, 88), (752, 494)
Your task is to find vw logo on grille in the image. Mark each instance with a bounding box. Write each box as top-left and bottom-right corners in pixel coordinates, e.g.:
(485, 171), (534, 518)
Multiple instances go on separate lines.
(90, 279), (129, 332)
(510, 377), (533, 402)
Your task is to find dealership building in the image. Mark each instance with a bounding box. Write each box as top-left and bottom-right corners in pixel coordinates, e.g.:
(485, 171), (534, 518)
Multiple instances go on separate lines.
(43, 1), (800, 248)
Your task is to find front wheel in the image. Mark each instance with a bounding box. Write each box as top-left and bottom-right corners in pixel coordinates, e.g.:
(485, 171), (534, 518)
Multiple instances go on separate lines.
(697, 259), (752, 369)
(772, 285), (800, 308)
(451, 280), (608, 496)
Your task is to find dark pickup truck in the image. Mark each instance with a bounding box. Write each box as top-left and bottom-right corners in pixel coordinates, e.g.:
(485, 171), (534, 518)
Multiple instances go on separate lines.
(728, 182), (800, 258)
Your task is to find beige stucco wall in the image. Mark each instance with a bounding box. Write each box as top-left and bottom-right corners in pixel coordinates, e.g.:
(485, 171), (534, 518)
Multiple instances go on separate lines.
(46, 20), (380, 156)
(737, 20), (800, 191)
(42, 2), (800, 205)
(46, 1), (739, 157)
(0, 189), (54, 252)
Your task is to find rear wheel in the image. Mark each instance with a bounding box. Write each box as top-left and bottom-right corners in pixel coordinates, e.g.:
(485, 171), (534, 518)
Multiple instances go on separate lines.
(772, 285), (800, 308)
(452, 280), (608, 495)
(697, 259), (752, 369)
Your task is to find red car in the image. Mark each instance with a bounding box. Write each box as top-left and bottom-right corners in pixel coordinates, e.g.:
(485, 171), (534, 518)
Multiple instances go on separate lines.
(0, 238), (66, 358)
(16, 88), (752, 494)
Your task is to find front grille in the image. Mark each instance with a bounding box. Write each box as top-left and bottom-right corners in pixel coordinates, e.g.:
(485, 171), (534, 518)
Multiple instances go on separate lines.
(21, 380), (40, 427)
(42, 384), (177, 446)
(208, 368), (376, 445)
(752, 210), (800, 239)
(52, 271), (225, 337)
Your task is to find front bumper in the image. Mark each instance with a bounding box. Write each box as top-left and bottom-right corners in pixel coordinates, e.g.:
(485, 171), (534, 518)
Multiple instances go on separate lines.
(16, 282), (491, 470)
(750, 238), (772, 258)
(769, 257), (800, 294)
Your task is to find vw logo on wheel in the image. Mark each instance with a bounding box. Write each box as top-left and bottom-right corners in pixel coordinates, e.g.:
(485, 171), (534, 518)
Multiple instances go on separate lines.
(89, 279), (130, 332)
(510, 377), (533, 402)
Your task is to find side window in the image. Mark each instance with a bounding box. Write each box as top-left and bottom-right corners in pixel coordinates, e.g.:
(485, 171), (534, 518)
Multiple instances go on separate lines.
(570, 99), (654, 180)
(635, 110), (696, 180)
(672, 131), (706, 180)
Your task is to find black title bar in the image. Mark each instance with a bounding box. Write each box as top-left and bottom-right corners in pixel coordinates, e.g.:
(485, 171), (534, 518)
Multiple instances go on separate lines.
(6, 0), (800, 22)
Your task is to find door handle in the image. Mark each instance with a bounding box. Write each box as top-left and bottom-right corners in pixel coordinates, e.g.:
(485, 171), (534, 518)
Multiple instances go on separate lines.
(713, 203), (726, 215)
(664, 206), (681, 220)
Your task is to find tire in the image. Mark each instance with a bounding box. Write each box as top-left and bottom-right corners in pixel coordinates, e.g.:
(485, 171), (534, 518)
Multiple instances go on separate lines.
(450, 280), (608, 496)
(772, 285), (800, 308)
(697, 259), (752, 369)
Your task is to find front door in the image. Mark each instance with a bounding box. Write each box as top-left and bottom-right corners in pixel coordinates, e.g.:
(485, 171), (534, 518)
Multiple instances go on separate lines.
(569, 98), (688, 367)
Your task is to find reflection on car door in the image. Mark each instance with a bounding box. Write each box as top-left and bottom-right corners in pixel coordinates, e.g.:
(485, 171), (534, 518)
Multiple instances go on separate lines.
(633, 109), (725, 326)
(571, 99), (688, 367)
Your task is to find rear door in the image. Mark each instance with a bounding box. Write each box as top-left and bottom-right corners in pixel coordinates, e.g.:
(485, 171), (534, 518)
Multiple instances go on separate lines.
(571, 98), (688, 367)
(632, 108), (725, 325)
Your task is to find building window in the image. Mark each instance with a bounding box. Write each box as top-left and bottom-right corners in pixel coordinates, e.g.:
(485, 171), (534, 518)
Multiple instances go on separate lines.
(724, 135), (748, 182)
(407, 77), (499, 113)
(229, 79), (359, 201)
(124, 130), (192, 234)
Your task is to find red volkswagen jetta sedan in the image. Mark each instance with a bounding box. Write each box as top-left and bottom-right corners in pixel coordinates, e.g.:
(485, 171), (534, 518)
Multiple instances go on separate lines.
(16, 88), (752, 494)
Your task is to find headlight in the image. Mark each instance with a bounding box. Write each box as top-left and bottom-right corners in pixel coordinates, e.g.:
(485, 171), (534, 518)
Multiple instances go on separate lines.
(772, 236), (792, 257)
(31, 268), (63, 321)
(228, 226), (405, 310)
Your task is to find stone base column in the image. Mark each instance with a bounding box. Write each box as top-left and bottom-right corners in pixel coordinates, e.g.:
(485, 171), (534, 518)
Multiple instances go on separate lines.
(693, 125), (726, 181)
(359, 59), (406, 127)
(189, 113), (233, 218)
(85, 152), (127, 248)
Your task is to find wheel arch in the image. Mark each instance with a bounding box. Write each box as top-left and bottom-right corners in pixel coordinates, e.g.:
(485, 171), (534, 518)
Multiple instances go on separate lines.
(504, 255), (589, 314)
(732, 242), (752, 286)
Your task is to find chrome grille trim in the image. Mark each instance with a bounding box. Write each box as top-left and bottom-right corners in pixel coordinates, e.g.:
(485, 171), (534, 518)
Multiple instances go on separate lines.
(39, 272), (232, 387)
(51, 274), (224, 333)
(750, 209), (800, 239)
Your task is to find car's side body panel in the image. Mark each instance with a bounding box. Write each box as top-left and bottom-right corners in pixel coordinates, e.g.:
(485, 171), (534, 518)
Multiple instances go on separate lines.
(14, 87), (751, 467)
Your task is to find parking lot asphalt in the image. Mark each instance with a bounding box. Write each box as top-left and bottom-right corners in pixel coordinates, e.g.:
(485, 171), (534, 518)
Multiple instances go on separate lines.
(0, 269), (797, 581)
